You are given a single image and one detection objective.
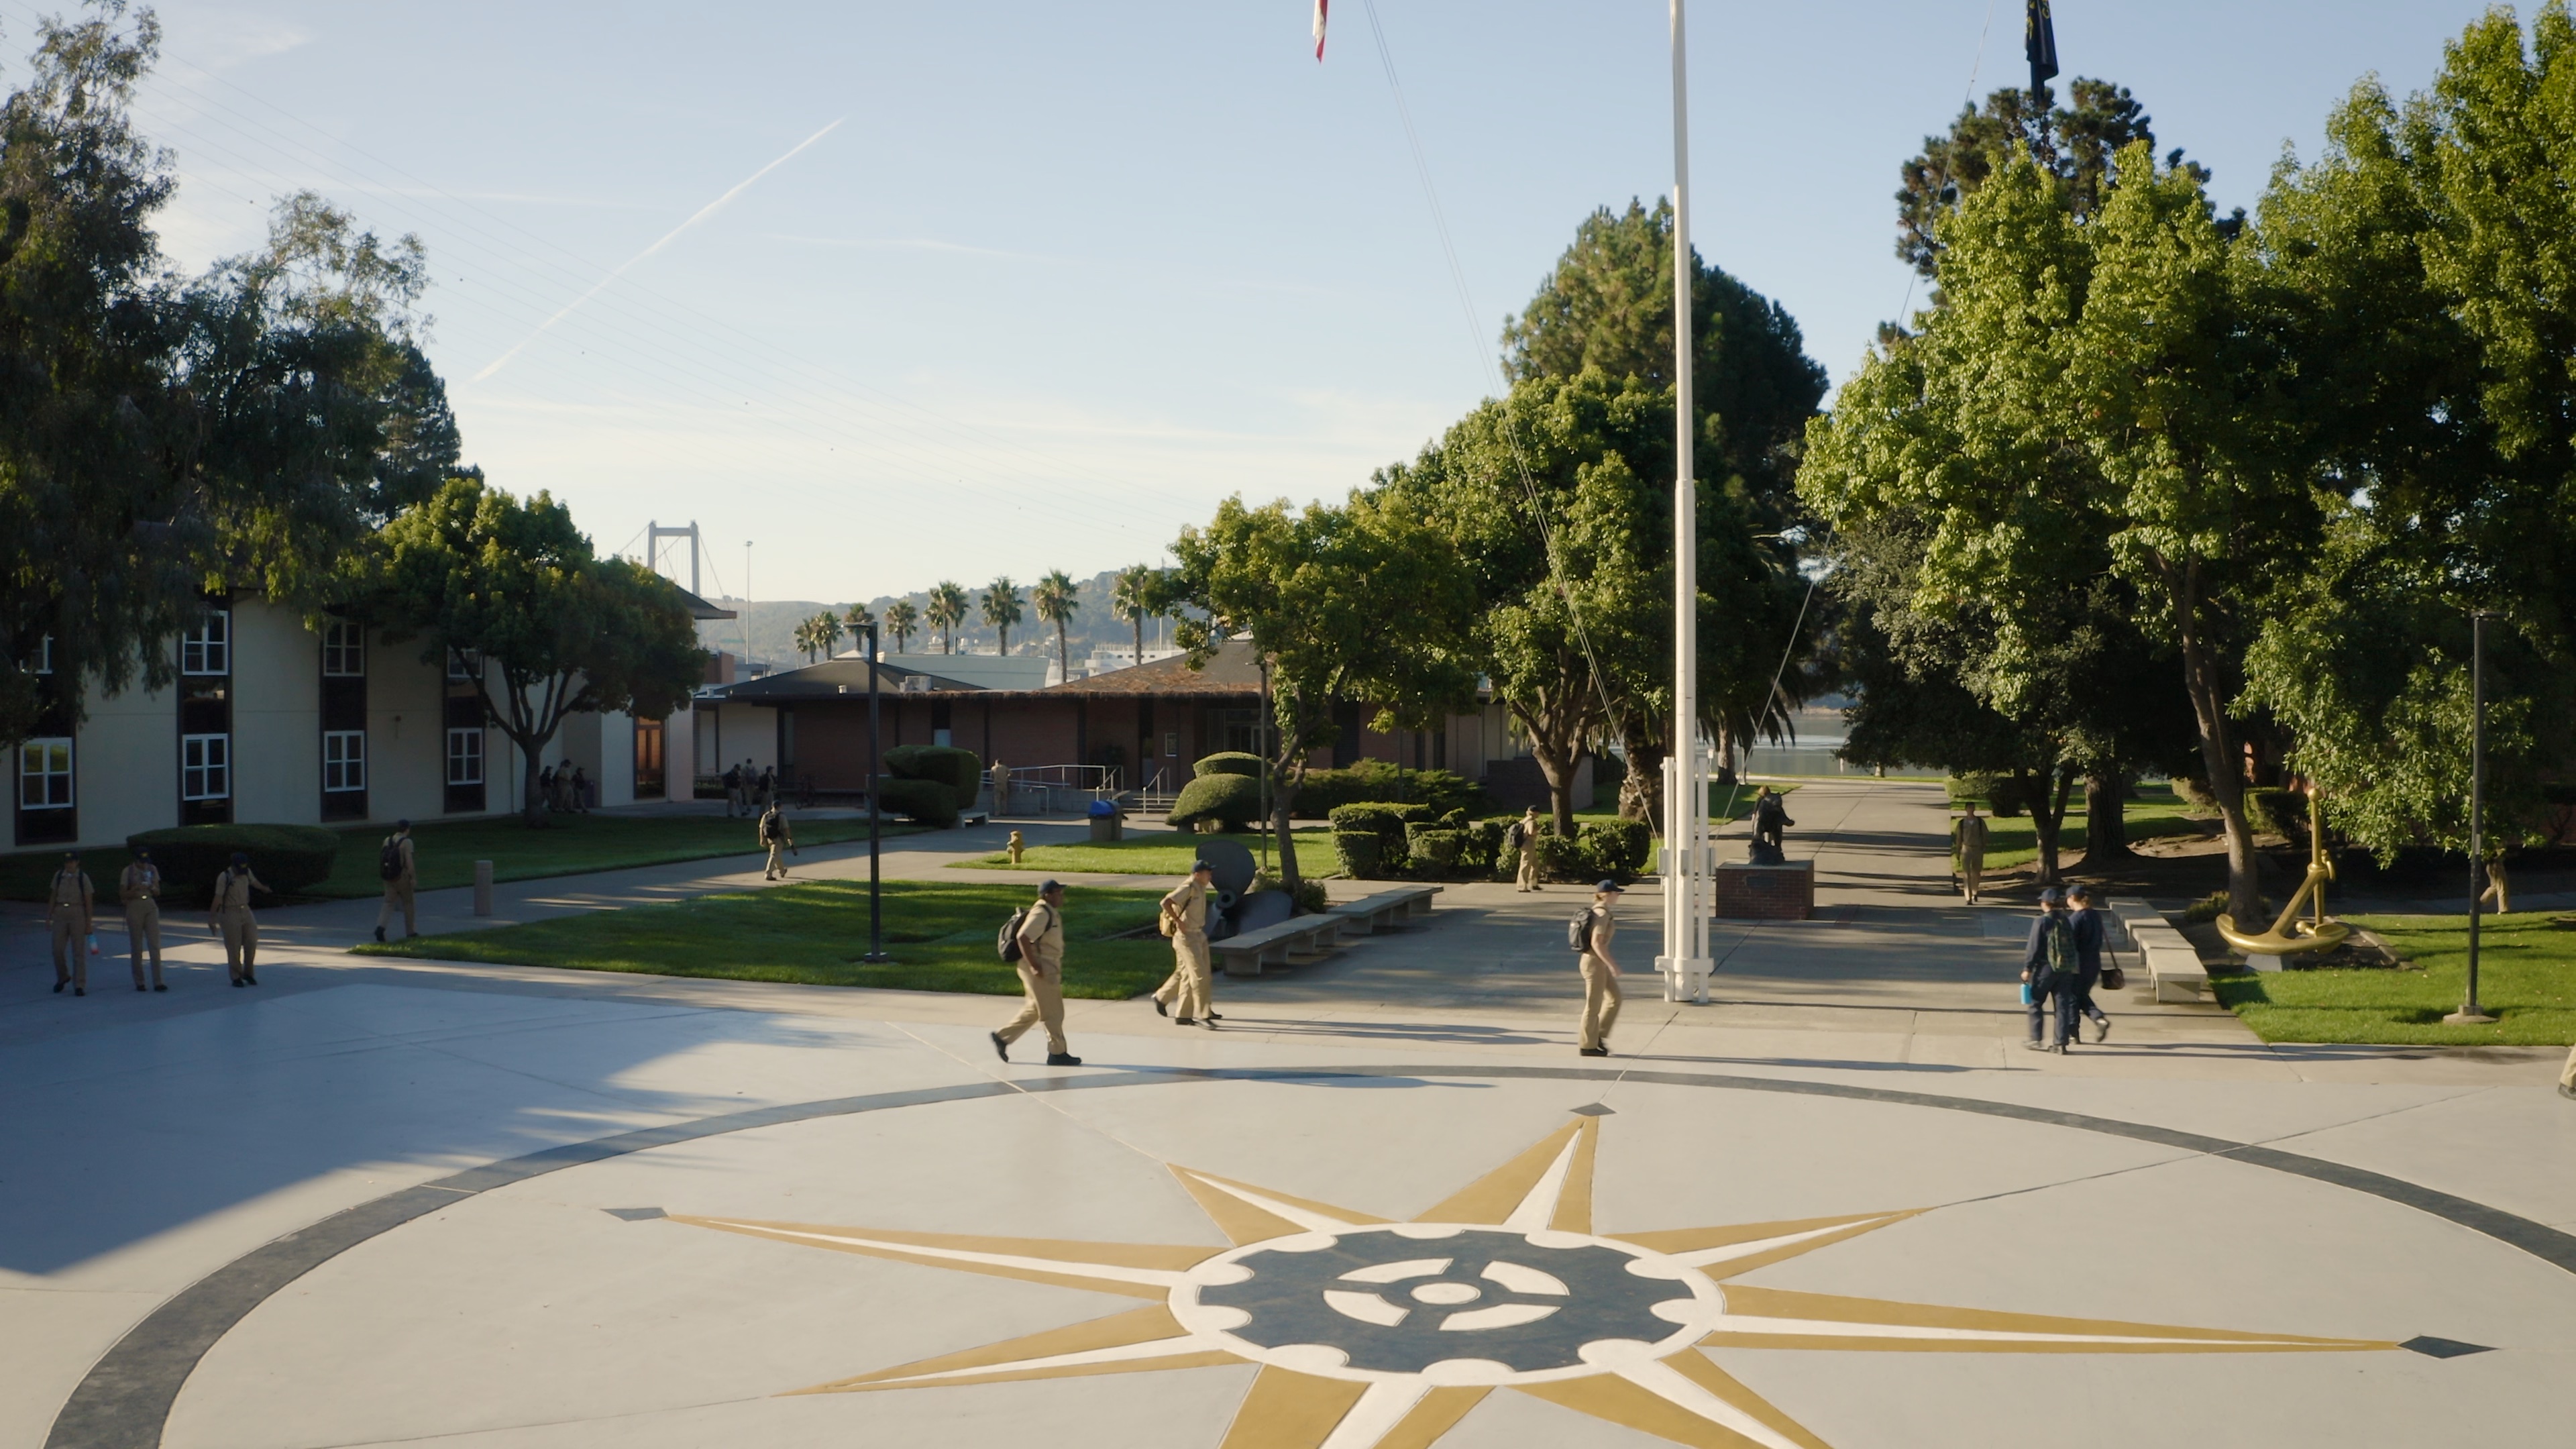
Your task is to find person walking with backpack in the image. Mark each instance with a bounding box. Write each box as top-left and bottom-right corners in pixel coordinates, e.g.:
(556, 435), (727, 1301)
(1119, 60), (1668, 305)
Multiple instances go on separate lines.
(1955, 800), (1990, 904)
(1511, 806), (1543, 892)
(1573, 880), (1623, 1057)
(757, 801), (794, 881)
(209, 853), (269, 987)
(120, 848), (166, 991)
(2022, 886), (2080, 1053)
(2067, 883), (2112, 1043)
(46, 852), (95, 996)
(722, 761), (744, 818)
(991, 880), (1081, 1066)
(374, 821), (418, 943)
(1152, 859), (1218, 1028)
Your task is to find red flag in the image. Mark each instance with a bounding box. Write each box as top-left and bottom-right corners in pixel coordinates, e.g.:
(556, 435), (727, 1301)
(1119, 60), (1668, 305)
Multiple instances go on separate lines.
(1313, 0), (1328, 61)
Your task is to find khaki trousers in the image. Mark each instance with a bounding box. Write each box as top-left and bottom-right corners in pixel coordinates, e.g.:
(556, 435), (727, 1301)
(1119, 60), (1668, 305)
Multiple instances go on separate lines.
(376, 880), (417, 937)
(1961, 853), (1984, 903)
(217, 912), (259, 981)
(998, 960), (1067, 1056)
(1517, 846), (1541, 891)
(1154, 932), (1213, 1018)
(1578, 955), (1621, 1051)
(765, 843), (788, 879)
(125, 900), (163, 987)
(51, 918), (87, 989)
(2561, 1042), (2575, 1093)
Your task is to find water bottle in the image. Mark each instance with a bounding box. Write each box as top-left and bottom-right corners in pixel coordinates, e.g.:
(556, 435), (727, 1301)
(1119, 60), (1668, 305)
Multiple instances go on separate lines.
(87, 932), (101, 957)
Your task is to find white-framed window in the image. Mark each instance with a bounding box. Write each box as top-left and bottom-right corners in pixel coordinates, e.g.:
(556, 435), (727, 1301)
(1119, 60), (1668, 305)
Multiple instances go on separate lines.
(17, 737), (72, 809)
(322, 619), (365, 677)
(323, 730), (366, 792)
(181, 733), (230, 801)
(445, 727), (484, 786)
(181, 610), (230, 676)
(447, 647), (477, 682)
(25, 634), (53, 676)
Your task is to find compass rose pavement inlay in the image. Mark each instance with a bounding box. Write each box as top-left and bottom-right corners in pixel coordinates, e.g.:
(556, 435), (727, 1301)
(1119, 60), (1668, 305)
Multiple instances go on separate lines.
(676, 1114), (2401, 1448)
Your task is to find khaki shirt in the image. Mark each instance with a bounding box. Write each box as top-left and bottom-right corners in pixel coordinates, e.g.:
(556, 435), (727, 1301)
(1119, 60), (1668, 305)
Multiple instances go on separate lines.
(757, 810), (790, 846)
(211, 867), (266, 917)
(1584, 905), (1616, 962)
(1957, 814), (1990, 859)
(120, 863), (162, 904)
(1161, 881), (1208, 936)
(384, 835), (415, 885)
(1016, 900), (1064, 971)
(48, 869), (93, 926)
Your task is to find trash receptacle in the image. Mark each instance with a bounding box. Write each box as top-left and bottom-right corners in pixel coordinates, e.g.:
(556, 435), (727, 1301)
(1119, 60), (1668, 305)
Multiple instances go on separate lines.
(1087, 798), (1124, 842)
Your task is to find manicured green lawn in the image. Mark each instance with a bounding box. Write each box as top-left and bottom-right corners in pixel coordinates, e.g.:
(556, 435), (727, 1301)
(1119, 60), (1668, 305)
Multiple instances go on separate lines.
(2211, 911), (2576, 1046)
(956, 828), (1336, 876)
(354, 879), (1173, 998)
(0, 811), (928, 903)
(1966, 784), (2210, 872)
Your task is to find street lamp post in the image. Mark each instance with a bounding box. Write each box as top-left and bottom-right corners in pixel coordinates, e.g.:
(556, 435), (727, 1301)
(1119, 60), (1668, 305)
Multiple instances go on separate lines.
(2446, 610), (2496, 1025)
(1657, 0), (1713, 1005)
(860, 622), (890, 963)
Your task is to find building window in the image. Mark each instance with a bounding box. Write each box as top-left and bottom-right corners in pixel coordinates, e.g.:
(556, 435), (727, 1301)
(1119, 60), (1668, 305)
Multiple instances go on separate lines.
(1165, 732), (1178, 758)
(181, 733), (230, 801)
(447, 647), (476, 681)
(323, 730), (366, 792)
(322, 619), (365, 677)
(25, 635), (52, 676)
(18, 737), (72, 809)
(445, 727), (484, 786)
(180, 610), (230, 676)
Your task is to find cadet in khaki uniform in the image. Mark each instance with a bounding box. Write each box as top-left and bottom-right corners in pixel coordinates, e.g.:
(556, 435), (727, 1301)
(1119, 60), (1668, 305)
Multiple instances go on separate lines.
(2559, 1041), (2575, 1101)
(1152, 860), (1218, 1029)
(1576, 879), (1623, 1057)
(120, 849), (166, 991)
(1955, 801), (1990, 904)
(209, 852), (269, 987)
(758, 802), (794, 880)
(47, 853), (95, 996)
(1514, 807), (1544, 892)
(374, 820), (417, 943)
(990, 880), (1081, 1065)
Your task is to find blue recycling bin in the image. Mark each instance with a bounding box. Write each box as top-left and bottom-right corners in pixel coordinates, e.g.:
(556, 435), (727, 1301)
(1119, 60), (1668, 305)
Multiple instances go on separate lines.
(1088, 798), (1125, 841)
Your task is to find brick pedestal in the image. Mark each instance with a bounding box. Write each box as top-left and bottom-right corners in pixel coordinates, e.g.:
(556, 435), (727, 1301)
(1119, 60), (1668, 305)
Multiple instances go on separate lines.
(1715, 860), (1814, 920)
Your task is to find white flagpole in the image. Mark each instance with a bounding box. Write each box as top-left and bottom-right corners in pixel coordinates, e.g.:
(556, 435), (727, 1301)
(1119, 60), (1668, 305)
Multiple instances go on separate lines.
(1660, 0), (1713, 1004)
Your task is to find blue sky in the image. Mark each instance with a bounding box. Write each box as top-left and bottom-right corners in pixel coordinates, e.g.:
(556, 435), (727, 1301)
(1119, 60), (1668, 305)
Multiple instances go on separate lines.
(25, 0), (2506, 601)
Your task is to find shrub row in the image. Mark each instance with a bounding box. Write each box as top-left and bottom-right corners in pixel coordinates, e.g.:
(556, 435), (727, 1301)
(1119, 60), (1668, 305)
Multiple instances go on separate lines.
(126, 824), (340, 894)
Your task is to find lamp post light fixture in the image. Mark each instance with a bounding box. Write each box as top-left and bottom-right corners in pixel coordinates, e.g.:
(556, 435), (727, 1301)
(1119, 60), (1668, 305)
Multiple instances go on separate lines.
(2445, 609), (2498, 1026)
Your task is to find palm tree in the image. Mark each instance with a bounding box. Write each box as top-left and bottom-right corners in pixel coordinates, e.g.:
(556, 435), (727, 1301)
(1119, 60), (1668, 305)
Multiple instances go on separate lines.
(793, 615), (821, 663)
(1032, 570), (1079, 682)
(884, 599), (918, 653)
(1110, 564), (1161, 672)
(981, 576), (1023, 655)
(926, 581), (967, 653)
(815, 610), (846, 659)
(843, 604), (875, 651)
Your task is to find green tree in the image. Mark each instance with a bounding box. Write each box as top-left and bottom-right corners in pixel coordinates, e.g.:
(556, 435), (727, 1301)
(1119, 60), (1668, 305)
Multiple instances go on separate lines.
(375, 478), (704, 824)
(883, 598), (918, 652)
(814, 609), (845, 659)
(925, 581), (967, 653)
(980, 576), (1022, 655)
(842, 603), (873, 647)
(1032, 568), (1079, 681)
(1110, 563), (1166, 671)
(1171, 494), (1477, 897)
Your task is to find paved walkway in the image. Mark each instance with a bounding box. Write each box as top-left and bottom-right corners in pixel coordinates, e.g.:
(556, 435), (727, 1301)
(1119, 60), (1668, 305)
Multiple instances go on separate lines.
(3, 780), (2570, 1449)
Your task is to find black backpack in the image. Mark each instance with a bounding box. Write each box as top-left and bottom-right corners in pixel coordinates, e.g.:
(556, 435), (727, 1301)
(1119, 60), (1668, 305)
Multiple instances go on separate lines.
(2043, 914), (2078, 974)
(996, 908), (1027, 962)
(378, 838), (405, 881)
(1567, 908), (1595, 953)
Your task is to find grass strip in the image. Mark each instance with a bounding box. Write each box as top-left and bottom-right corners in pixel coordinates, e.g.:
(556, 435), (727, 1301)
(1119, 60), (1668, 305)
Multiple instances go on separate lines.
(354, 878), (1173, 998)
(1958, 785), (2211, 873)
(2210, 910), (2576, 1045)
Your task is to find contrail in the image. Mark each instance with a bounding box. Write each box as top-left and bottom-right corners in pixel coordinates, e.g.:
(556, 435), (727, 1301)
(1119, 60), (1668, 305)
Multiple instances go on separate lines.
(471, 117), (846, 382)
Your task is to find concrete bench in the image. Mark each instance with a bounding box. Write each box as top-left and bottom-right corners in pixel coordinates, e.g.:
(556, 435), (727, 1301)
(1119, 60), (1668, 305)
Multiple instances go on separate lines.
(1212, 915), (1346, 978)
(2106, 900), (2212, 1002)
(1328, 885), (1442, 934)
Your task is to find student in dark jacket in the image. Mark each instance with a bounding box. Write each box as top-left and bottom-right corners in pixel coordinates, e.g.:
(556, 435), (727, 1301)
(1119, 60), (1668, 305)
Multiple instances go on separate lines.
(2021, 887), (2080, 1053)
(2067, 883), (2112, 1043)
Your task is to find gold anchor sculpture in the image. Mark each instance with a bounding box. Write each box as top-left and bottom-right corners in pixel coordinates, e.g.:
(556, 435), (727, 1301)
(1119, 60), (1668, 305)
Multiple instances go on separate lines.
(2216, 787), (2351, 960)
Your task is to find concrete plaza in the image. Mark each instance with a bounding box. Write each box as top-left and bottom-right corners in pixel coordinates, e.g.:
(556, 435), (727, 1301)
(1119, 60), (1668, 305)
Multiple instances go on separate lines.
(3, 780), (2570, 1448)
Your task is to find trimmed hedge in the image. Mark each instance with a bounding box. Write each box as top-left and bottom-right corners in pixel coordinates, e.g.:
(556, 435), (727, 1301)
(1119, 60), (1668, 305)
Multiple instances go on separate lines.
(883, 745), (983, 802)
(1193, 752), (1266, 780)
(1290, 760), (1485, 818)
(871, 777), (960, 828)
(1579, 818), (1652, 879)
(1334, 831), (1384, 877)
(1407, 828), (1462, 868)
(128, 824), (339, 896)
(1169, 772), (1262, 831)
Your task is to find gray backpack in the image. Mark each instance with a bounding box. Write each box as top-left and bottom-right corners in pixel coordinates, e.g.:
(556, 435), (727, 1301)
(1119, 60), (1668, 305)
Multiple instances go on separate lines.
(1566, 908), (1595, 953)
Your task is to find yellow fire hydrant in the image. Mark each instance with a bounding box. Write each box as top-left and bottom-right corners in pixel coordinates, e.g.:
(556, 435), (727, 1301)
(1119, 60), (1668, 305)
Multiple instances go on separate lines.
(1007, 829), (1026, 866)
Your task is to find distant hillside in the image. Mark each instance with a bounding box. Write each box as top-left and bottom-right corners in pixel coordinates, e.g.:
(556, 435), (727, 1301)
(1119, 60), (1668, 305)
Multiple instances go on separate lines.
(697, 571), (1189, 674)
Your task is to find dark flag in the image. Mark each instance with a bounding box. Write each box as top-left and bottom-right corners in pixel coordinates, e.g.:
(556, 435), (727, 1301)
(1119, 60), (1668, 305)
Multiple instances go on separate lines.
(2027, 0), (2060, 101)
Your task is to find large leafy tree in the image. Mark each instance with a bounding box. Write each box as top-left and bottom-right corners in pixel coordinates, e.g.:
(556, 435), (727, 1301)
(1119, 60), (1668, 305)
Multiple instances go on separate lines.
(1171, 494), (1477, 896)
(376, 478), (703, 824)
